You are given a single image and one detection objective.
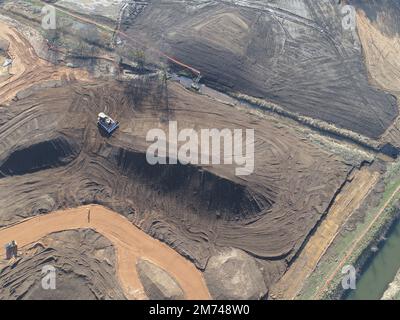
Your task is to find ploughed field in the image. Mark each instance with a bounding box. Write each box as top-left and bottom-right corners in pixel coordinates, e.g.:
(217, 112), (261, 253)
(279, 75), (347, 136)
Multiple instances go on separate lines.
(122, 0), (398, 139)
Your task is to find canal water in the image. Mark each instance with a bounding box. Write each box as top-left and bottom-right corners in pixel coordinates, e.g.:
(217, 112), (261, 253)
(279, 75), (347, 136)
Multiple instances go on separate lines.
(346, 218), (400, 300)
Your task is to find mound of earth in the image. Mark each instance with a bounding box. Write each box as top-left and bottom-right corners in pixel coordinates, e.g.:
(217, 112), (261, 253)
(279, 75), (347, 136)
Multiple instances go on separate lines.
(0, 135), (80, 177)
(123, 0), (398, 139)
(204, 248), (267, 300)
(0, 75), (353, 293)
(137, 259), (185, 300)
(0, 229), (126, 300)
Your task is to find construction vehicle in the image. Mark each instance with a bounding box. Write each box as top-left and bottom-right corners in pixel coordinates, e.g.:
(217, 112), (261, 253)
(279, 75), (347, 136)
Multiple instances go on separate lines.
(191, 74), (202, 91)
(97, 112), (119, 135)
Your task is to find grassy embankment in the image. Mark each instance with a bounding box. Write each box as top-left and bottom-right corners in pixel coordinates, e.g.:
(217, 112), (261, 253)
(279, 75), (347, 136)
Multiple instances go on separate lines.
(298, 160), (400, 299)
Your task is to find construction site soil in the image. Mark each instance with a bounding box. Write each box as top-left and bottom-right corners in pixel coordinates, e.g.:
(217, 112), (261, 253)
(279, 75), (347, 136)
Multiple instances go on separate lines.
(349, 0), (400, 36)
(2, 0), (399, 299)
(349, 2), (400, 151)
(0, 229), (126, 300)
(122, 0), (398, 139)
(0, 206), (210, 300)
(0, 14), (356, 293)
(0, 75), (353, 285)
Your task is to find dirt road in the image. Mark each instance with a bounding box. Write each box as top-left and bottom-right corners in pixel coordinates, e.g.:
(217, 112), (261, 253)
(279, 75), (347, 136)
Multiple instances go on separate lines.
(0, 20), (88, 104)
(314, 184), (400, 299)
(0, 205), (211, 300)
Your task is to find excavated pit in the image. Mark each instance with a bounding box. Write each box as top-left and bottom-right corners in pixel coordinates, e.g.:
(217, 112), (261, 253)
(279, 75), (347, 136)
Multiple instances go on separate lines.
(0, 136), (80, 177)
(0, 77), (353, 287)
(113, 147), (272, 220)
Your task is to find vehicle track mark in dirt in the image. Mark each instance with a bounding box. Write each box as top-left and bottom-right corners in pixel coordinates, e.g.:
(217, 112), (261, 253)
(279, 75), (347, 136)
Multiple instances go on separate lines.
(0, 77), (353, 287)
(314, 184), (400, 299)
(129, 0), (397, 138)
(0, 21), (89, 104)
(356, 11), (400, 148)
(0, 205), (210, 300)
(0, 14), (354, 292)
(356, 11), (400, 93)
(270, 168), (379, 299)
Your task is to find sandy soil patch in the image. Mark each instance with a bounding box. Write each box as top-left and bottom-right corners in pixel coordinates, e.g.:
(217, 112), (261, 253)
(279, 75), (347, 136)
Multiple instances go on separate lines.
(0, 21), (89, 105)
(357, 11), (400, 95)
(0, 205), (210, 300)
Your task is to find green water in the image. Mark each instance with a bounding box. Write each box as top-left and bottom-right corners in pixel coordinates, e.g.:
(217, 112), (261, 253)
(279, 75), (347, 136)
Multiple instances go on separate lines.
(346, 219), (400, 300)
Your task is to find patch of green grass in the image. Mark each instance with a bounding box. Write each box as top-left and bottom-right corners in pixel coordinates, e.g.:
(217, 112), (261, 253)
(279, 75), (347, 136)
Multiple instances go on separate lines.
(298, 162), (400, 300)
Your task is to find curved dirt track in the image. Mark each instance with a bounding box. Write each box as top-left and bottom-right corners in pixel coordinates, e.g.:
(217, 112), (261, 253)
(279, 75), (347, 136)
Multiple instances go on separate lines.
(0, 20), (89, 104)
(0, 205), (211, 300)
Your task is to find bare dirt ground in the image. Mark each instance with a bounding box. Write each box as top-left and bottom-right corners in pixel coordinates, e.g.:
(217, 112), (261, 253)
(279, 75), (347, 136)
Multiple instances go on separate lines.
(0, 229), (126, 300)
(270, 167), (380, 299)
(0, 205), (210, 300)
(0, 17), (355, 295)
(4, 2), (398, 299)
(57, 0), (125, 22)
(354, 11), (400, 150)
(0, 77), (353, 285)
(356, 12), (400, 96)
(0, 21), (89, 104)
(121, 0), (398, 139)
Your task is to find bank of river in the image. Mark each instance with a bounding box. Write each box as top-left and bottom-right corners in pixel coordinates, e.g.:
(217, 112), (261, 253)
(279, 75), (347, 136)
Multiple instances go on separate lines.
(346, 217), (400, 300)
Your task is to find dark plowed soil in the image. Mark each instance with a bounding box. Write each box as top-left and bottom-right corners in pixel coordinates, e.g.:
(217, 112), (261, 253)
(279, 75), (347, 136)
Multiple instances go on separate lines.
(123, 0), (397, 139)
(0, 77), (352, 289)
(349, 0), (400, 36)
(0, 136), (79, 176)
(114, 149), (271, 220)
(0, 229), (125, 300)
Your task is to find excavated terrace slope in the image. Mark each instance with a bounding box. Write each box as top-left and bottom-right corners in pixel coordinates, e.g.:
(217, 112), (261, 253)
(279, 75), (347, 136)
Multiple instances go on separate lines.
(0, 76), (352, 290)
